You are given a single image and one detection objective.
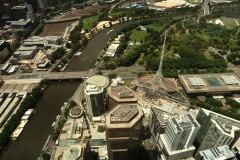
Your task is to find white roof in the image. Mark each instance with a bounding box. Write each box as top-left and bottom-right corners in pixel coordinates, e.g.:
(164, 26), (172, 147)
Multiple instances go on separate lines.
(222, 75), (240, 85)
(189, 77), (205, 86)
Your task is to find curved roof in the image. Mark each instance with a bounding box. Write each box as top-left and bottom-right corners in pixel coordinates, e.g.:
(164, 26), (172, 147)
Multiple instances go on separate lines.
(86, 75), (109, 88)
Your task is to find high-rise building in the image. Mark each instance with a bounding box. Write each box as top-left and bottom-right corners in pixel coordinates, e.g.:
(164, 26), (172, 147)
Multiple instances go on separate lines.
(105, 104), (143, 160)
(0, 0), (20, 18)
(84, 75), (109, 117)
(26, 4), (37, 22)
(11, 5), (28, 20)
(3, 3), (13, 20)
(159, 114), (201, 160)
(194, 108), (240, 157)
(35, 0), (48, 10)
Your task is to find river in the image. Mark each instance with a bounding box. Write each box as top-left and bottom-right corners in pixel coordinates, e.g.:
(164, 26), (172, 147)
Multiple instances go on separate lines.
(65, 21), (138, 71)
(0, 82), (80, 160)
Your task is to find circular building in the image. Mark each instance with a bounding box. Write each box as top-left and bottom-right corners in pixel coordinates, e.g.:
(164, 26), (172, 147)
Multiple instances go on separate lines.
(85, 75), (109, 89)
(69, 107), (83, 118)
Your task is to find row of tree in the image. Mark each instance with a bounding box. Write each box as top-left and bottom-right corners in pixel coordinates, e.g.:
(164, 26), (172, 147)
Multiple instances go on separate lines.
(0, 85), (43, 148)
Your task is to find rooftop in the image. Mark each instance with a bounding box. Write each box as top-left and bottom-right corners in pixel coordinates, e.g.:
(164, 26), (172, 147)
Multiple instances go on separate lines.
(107, 86), (137, 103)
(179, 73), (240, 94)
(105, 104), (143, 128)
(199, 145), (235, 160)
(86, 75), (109, 89)
(11, 19), (31, 26)
(110, 104), (138, 123)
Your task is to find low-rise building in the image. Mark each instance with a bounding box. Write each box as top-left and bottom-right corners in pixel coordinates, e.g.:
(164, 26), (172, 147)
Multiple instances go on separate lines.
(196, 145), (236, 160)
(107, 86), (137, 103)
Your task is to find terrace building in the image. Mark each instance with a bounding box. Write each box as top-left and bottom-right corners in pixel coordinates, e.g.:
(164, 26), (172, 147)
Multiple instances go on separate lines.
(0, 40), (11, 64)
(194, 108), (240, 157)
(105, 104), (143, 160)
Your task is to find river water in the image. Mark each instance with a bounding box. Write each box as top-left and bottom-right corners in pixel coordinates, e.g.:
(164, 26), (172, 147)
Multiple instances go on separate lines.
(0, 21), (138, 160)
(0, 82), (80, 160)
(65, 21), (138, 71)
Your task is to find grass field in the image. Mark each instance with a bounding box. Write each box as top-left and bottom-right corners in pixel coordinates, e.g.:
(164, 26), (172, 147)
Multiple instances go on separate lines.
(130, 29), (149, 41)
(195, 32), (210, 42)
(145, 22), (167, 31)
(82, 15), (99, 30)
(221, 17), (238, 28)
(109, 12), (125, 18)
(204, 52), (214, 60)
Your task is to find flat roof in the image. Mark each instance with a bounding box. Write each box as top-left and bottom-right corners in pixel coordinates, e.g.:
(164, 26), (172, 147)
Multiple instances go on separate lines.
(179, 73), (240, 94)
(11, 19), (31, 26)
(107, 86), (137, 103)
(105, 104), (143, 128)
(199, 145), (235, 160)
(86, 75), (109, 88)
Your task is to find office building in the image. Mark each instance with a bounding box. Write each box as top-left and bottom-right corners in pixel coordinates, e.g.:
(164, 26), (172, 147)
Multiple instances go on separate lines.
(84, 75), (109, 117)
(107, 85), (137, 110)
(0, 40), (11, 64)
(105, 104), (143, 160)
(26, 3), (37, 22)
(11, 19), (32, 32)
(0, 0), (19, 18)
(194, 108), (240, 157)
(149, 105), (174, 145)
(36, 0), (48, 10)
(11, 5), (27, 20)
(196, 145), (236, 160)
(159, 114), (201, 160)
(3, 3), (13, 20)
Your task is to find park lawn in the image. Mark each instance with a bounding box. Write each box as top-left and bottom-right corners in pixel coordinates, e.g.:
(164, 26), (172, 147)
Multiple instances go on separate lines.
(204, 51), (214, 60)
(109, 12), (125, 18)
(195, 32), (210, 42)
(82, 15), (99, 30)
(130, 29), (149, 41)
(145, 22), (167, 31)
(124, 79), (132, 87)
(221, 17), (238, 28)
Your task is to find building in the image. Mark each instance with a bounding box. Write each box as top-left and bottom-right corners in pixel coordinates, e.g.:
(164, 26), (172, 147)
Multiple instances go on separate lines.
(196, 145), (236, 160)
(0, 40), (11, 64)
(149, 105), (174, 145)
(26, 4), (37, 22)
(62, 146), (83, 160)
(105, 104), (143, 160)
(84, 75), (109, 117)
(194, 108), (240, 157)
(13, 46), (37, 60)
(11, 6), (27, 20)
(3, 3), (13, 20)
(179, 73), (240, 97)
(11, 19), (32, 32)
(159, 114), (201, 160)
(107, 86), (137, 103)
(36, 0), (48, 10)
(0, 0), (19, 18)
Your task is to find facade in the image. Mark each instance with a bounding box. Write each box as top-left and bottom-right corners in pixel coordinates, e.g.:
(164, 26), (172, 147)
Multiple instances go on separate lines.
(84, 75), (109, 117)
(196, 145), (236, 160)
(0, 40), (11, 64)
(159, 114), (201, 160)
(11, 6), (27, 20)
(150, 106), (174, 146)
(194, 108), (240, 157)
(3, 3), (13, 20)
(11, 19), (32, 32)
(105, 104), (143, 160)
